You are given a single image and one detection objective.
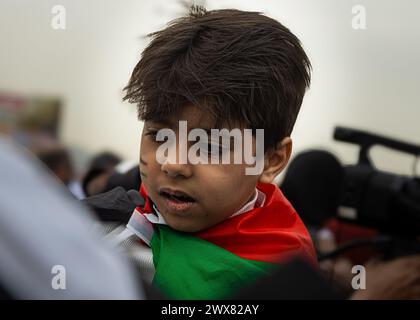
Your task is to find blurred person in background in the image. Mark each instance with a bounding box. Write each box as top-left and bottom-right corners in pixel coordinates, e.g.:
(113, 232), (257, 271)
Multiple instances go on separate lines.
(82, 151), (141, 198)
(82, 151), (122, 197)
(37, 146), (74, 187)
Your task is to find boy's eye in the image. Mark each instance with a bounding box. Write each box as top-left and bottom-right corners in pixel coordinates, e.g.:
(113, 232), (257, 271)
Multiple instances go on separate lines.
(145, 130), (167, 143)
(202, 142), (227, 156)
(145, 130), (157, 140)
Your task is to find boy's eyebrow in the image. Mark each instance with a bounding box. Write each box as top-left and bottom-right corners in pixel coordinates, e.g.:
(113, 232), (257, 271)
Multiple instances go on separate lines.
(147, 119), (174, 128)
(149, 122), (214, 133)
(190, 127), (212, 134)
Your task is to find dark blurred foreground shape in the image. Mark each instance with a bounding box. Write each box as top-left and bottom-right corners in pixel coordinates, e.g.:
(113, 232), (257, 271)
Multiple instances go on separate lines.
(0, 136), (144, 299)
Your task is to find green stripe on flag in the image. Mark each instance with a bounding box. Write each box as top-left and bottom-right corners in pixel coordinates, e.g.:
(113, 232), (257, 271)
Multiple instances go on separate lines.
(151, 225), (274, 299)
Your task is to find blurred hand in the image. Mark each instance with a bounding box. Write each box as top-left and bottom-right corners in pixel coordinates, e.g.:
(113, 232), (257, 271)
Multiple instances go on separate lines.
(316, 228), (354, 290)
(351, 255), (420, 300)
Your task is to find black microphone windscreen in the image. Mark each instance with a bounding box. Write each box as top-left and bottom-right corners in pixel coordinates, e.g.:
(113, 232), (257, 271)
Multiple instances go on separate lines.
(281, 150), (344, 226)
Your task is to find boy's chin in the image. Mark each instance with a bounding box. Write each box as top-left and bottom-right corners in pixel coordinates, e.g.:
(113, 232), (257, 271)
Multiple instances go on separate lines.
(164, 216), (211, 233)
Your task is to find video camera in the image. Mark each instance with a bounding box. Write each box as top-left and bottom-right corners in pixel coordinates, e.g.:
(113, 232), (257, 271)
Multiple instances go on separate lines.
(281, 126), (420, 260)
(334, 126), (420, 238)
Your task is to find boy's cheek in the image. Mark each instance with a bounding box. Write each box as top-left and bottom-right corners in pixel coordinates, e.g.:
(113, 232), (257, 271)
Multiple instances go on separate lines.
(140, 142), (158, 164)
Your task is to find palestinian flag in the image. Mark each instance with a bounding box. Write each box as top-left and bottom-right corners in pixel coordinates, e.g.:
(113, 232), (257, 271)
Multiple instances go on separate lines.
(126, 182), (316, 299)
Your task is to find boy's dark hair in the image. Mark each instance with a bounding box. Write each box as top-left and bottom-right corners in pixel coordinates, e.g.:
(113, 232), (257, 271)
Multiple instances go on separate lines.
(124, 7), (311, 150)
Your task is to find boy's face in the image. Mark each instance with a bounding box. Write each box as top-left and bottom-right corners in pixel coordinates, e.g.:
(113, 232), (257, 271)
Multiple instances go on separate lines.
(139, 105), (262, 232)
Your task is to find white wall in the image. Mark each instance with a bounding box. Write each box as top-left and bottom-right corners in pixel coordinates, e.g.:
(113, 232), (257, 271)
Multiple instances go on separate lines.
(1, 0), (419, 176)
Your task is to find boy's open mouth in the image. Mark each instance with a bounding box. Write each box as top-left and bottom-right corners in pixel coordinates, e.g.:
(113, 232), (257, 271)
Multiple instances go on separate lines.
(159, 189), (195, 202)
(158, 188), (196, 213)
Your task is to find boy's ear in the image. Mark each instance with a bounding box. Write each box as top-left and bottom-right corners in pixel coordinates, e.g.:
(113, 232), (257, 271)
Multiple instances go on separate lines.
(258, 137), (292, 184)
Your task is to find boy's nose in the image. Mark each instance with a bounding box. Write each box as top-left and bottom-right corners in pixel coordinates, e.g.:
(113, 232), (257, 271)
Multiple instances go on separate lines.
(161, 161), (192, 179)
(159, 136), (193, 179)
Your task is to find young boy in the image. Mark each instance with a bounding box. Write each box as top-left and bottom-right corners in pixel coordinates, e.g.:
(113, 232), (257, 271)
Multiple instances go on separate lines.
(117, 6), (316, 299)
